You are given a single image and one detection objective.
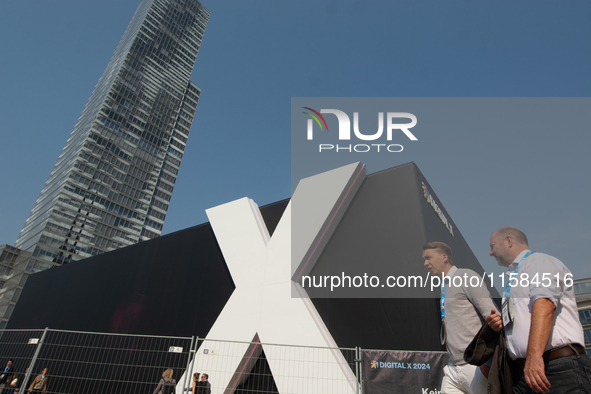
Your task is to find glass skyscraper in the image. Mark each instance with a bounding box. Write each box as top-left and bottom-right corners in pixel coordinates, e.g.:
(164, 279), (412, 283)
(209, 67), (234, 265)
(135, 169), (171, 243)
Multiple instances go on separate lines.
(0, 0), (210, 326)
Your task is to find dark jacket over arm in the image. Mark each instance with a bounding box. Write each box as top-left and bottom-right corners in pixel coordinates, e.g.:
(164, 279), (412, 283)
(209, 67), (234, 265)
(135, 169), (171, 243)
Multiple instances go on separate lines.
(464, 322), (513, 394)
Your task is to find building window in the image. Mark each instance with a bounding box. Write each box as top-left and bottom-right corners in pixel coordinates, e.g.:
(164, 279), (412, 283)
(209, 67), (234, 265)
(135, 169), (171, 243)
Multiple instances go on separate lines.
(575, 281), (591, 295)
(579, 309), (591, 325)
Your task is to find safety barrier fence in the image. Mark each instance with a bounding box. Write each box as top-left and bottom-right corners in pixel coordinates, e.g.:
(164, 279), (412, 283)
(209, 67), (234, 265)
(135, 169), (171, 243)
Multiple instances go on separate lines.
(0, 329), (362, 394)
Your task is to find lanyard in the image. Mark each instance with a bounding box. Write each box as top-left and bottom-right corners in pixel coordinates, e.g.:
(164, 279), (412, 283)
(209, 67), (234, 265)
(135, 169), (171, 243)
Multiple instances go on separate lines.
(440, 279), (446, 319)
(440, 278), (447, 345)
(503, 251), (534, 299)
(440, 268), (455, 319)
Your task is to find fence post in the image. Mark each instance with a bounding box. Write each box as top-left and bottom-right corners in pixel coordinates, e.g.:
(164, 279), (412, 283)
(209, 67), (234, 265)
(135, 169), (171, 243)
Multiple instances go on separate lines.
(182, 336), (194, 394)
(23, 327), (48, 391)
(187, 336), (200, 389)
(355, 346), (363, 394)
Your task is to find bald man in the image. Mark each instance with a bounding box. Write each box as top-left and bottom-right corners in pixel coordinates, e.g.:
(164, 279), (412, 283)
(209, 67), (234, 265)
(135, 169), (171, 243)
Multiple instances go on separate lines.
(487, 227), (589, 394)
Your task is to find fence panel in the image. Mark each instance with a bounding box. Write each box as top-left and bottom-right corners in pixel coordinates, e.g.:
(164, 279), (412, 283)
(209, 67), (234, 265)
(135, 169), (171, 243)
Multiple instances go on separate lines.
(0, 329), (364, 394)
(0, 329), (193, 394)
(184, 338), (358, 394)
(0, 329), (46, 392)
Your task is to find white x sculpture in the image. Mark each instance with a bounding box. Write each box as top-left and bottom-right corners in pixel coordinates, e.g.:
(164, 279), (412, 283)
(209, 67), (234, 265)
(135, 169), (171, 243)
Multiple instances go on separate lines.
(178, 162), (367, 394)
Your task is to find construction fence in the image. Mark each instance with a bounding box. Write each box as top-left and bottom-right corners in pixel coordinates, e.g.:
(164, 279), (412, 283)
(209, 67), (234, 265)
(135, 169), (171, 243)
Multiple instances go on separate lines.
(0, 329), (362, 394)
(0, 329), (448, 394)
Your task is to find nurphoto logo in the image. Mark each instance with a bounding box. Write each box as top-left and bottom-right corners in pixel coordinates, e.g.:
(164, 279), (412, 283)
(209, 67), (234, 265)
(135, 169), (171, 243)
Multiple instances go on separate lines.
(302, 107), (418, 153)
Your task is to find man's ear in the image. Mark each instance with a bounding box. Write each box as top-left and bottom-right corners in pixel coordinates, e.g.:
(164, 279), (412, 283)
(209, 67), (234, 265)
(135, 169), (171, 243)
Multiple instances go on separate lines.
(506, 236), (513, 248)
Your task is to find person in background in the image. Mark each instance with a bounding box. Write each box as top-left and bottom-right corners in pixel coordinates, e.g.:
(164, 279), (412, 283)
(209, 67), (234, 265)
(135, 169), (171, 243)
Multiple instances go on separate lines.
(27, 368), (48, 394)
(153, 369), (176, 394)
(199, 374), (211, 394)
(0, 361), (13, 394)
(192, 372), (203, 394)
(4, 373), (18, 394)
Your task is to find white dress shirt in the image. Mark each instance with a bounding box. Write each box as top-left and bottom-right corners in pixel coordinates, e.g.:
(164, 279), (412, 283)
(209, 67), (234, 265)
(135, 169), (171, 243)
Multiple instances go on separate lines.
(503, 249), (584, 360)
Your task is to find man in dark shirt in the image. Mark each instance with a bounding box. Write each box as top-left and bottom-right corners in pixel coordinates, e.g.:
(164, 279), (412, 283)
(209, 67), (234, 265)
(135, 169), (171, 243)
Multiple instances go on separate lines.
(195, 374), (210, 394)
(0, 361), (13, 394)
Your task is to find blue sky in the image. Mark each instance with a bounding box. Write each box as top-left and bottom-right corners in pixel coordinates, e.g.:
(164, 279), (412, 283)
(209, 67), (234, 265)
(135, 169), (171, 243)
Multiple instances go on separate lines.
(1, 1), (590, 287)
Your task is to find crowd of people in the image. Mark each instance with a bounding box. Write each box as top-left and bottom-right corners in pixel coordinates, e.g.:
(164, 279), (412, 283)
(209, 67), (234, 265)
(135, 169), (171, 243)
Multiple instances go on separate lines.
(0, 363), (211, 394)
(0, 363), (47, 394)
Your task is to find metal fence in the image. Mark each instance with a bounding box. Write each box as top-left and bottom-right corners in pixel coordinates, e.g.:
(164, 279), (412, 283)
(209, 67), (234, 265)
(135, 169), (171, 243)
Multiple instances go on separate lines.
(184, 337), (359, 394)
(0, 329), (361, 394)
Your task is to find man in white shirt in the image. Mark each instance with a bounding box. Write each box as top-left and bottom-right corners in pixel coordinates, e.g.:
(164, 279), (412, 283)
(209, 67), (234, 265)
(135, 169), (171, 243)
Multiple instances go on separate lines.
(486, 226), (589, 394)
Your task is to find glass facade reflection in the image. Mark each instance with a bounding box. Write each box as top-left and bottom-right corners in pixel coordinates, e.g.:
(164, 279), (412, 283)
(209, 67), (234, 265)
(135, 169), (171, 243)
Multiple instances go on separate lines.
(575, 277), (591, 357)
(0, 0), (209, 327)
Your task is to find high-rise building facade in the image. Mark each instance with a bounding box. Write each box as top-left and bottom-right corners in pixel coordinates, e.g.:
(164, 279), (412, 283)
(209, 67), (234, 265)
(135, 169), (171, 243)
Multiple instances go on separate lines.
(574, 277), (591, 356)
(0, 0), (209, 327)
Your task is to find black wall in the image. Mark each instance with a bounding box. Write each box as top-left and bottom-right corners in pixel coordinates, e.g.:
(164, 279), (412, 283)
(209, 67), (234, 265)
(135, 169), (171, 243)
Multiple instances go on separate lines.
(8, 200), (288, 338)
(308, 163), (499, 351)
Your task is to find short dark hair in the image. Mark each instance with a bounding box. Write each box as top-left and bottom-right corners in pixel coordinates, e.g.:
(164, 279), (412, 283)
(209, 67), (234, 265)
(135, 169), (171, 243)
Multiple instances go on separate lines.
(202, 374), (208, 380)
(422, 242), (453, 265)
